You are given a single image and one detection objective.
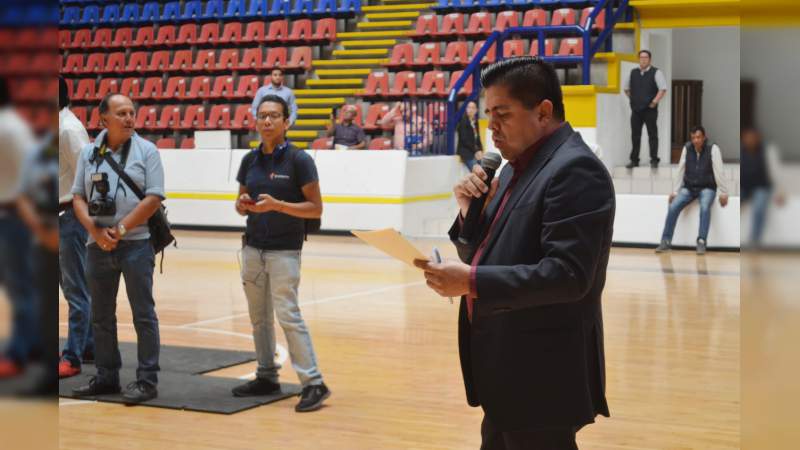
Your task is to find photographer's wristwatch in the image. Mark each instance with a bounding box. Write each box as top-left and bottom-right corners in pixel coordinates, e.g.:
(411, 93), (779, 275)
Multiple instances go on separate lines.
(117, 223), (127, 238)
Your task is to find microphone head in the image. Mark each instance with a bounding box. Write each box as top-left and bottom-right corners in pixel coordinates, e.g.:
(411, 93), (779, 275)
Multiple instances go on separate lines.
(481, 152), (502, 171)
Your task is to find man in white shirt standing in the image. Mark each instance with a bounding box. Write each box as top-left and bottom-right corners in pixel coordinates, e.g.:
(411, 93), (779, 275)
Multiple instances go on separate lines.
(624, 50), (668, 169)
(656, 126), (729, 255)
(251, 68), (298, 126)
(57, 76), (93, 378)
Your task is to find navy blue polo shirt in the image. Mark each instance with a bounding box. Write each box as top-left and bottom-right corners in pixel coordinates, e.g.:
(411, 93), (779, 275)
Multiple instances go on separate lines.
(236, 143), (318, 250)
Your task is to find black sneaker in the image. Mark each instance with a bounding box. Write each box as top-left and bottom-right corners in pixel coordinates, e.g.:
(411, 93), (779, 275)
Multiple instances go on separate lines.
(625, 161), (638, 169)
(232, 378), (281, 397)
(295, 383), (330, 412)
(82, 349), (95, 364)
(122, 380), (158, 404)
(72, 376), (121, 397)
(650, 161), (659, 169)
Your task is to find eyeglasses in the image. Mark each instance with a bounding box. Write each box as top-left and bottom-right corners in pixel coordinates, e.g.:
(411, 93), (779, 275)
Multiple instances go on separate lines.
(257, 112), (284, 121)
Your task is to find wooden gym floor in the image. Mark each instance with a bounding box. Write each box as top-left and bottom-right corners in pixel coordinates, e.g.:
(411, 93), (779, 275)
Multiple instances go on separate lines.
(55, 230), (741, 449)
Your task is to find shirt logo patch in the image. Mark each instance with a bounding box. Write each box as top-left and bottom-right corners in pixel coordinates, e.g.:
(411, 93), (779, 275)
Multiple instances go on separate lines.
(270, 173), (290, 180)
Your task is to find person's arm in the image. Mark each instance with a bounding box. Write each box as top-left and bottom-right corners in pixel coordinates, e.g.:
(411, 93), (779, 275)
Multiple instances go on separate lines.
(710, 144), (729, 197)
(651, 69), (668, 107)
(251, 87), (264, 119)
(59, 126), (87, 203)
(252, 182), (322, 218)
(288, 91), (298, 126)
(623, 71), (631, 98)
(472, 156), (615, 309)
(235, 184), (253, 216)
(672, 147), (686, 197)
(16, 195), (58, 251)
(73, 194), (119, 250)
(379, 103), (400, 130)
(351, 127), (367, 149)
(326, 116), (336, 137)
(116, 145), (165, 234)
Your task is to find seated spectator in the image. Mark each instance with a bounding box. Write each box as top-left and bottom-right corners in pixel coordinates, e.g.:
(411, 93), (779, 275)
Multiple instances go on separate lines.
(379, 102), (431, 153)
(656, 126), (729, 255)
(326, 105), (365, 150)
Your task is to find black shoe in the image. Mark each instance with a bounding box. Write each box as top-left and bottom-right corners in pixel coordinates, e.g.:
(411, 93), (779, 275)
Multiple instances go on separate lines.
(122, 380), (158, 404)
(295, 383), (330, 412)
(72, 376), (121, 397)
(655, 239), (671, 253)
(696, 239), (707, 255)
(232, 378), (281, 397)
(650, 161), (659, 169)
(82, 350), (95, 364)
(625, 161), (638, 169)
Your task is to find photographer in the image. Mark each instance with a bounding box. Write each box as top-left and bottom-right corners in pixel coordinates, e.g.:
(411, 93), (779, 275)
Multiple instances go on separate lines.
(70, 94), (165, 404)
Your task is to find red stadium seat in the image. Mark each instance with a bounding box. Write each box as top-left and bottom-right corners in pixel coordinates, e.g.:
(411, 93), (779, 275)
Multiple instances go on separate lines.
(420, 71), (447, 96)
(434, 13), (464, 37)
(88, 107), (102, 130)
(243, 21), (266, 43)
(103, 52), (126, 73)
(72, 29), (92, 49)
(211, 76), (235, 99)
(231, 104), (253, 130)
(85, 53), (106, 74)
(523, 9), (548, 27)
(363, 103), (389, 131)
(551, 8), (577, 26)
(72, 106), (87, 126)
(369, 137), (392, 150)
(217, 49), (240, 71)
(164, 77), (188, 100)
(127, 52), (150, 72)
(91, 28), (113, 49)
(558, 38), (583, 56)
(149, 51), (171, 72)
(177, 24), (198, 45)
(448, 70), (474, 96)
(267, 20), (289, 43)
(133, 27), (155, 47)
(219, 22), (243, 45)
(112, 28), (133, 48)
(464, 12), (491, 37)
(239, 48), (264, 70)
(265, 47), (287, 69)
(313, 18), (337, 42)
(62, 54), (84, 74)
(390, 71), (417, 96)
(180, 137), (195, 149)
(495, 11), (519, 32)
(289, 19), (313, 42)
(386, 43), (413, 68)
(74, 79), (96, 101)
(186, 76), (212, 99)
(288, 47), (312, 70)
(503, 39), (525, 58)
(580, 7), (606, 30)
(120, 78), (141, 98)
(158, 105), (181, 130)
(197, 23), (219, 45)
(180, 105), (206, 130)
(529, 39), (554, 57)
(442, 41), (469, 66)
(193, 50), (217, 72)
(413, 14), (438, 37)
(207, 104), (232, 129)
(156, 138), (176, 149)
(472, 40), (496, 64)
(414, 43), (441, 66)
(96, 78), (120, 100)
(155, 25), (177, 46)
(136, 77), (163, 100)
(311, 137), (333, 150)
(59, 30), (71, 48)
(360, 72), (389, 97)
(135, 105), (158, 129)
(170, 50), (194, 71)
(233, 75), (260, 99)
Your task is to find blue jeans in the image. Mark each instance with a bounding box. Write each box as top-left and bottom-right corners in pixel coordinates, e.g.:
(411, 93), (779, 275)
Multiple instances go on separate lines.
(241, 246), (323, 387)
(661, 187), (716, 242)
(0, 213), (38, 364)
(59, 209), (94, 366)
(747, 187), (771, 244)
(87, 239), (160, 386)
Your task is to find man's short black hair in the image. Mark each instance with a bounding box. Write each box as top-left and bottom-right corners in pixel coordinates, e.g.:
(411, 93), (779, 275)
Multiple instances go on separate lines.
(98, 93), (131, 115)
(257, 94), (290, 120)
(639, 49), (652, 58)
(690, 125), (706, 136)
(479, 56), (565, 121)
(59, 76), (70, 109)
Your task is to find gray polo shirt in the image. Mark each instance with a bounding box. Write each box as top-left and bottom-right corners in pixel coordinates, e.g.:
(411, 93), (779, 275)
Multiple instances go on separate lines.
(71, 130), (165, 243)
(332, 123), (366, 147)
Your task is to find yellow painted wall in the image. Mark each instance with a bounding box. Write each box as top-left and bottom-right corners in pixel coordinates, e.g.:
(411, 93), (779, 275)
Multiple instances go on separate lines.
(630, 0), (740, 28)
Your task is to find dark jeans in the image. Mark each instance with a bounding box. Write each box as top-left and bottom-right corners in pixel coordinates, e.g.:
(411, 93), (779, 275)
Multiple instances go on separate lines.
(630, 107), (659, 165)
(59, 209), (94, 366)
(0, 214), (39, 364)
(87, 239), (160, 386)
(480, 415), (579, 450)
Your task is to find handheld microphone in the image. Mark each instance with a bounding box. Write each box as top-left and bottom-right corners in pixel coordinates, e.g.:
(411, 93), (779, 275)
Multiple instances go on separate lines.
(458, 152), (502, 245)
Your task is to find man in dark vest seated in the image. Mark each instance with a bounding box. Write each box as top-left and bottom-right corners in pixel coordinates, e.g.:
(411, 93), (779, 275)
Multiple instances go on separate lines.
(625, 49), (667, 169)
(656, 126), (730, 255)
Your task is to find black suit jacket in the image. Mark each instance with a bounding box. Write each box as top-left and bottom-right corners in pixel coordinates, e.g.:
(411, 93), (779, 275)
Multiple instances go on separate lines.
(456, 115), (482, 163)
(448, 123), (614, 431)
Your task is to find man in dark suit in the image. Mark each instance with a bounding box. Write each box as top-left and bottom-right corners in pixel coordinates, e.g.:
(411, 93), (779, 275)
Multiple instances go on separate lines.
(415, 57), (615, 449)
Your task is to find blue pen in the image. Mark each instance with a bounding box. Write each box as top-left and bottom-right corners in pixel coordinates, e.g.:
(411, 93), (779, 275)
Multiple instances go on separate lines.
(431, 247), (453, 304)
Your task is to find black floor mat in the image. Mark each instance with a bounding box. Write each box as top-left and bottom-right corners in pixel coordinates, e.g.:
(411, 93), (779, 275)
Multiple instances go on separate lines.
(58, 341), (301, 414)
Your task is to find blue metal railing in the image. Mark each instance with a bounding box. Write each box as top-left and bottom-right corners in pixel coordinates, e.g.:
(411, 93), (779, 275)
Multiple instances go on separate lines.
(445, 0), (630, 156)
